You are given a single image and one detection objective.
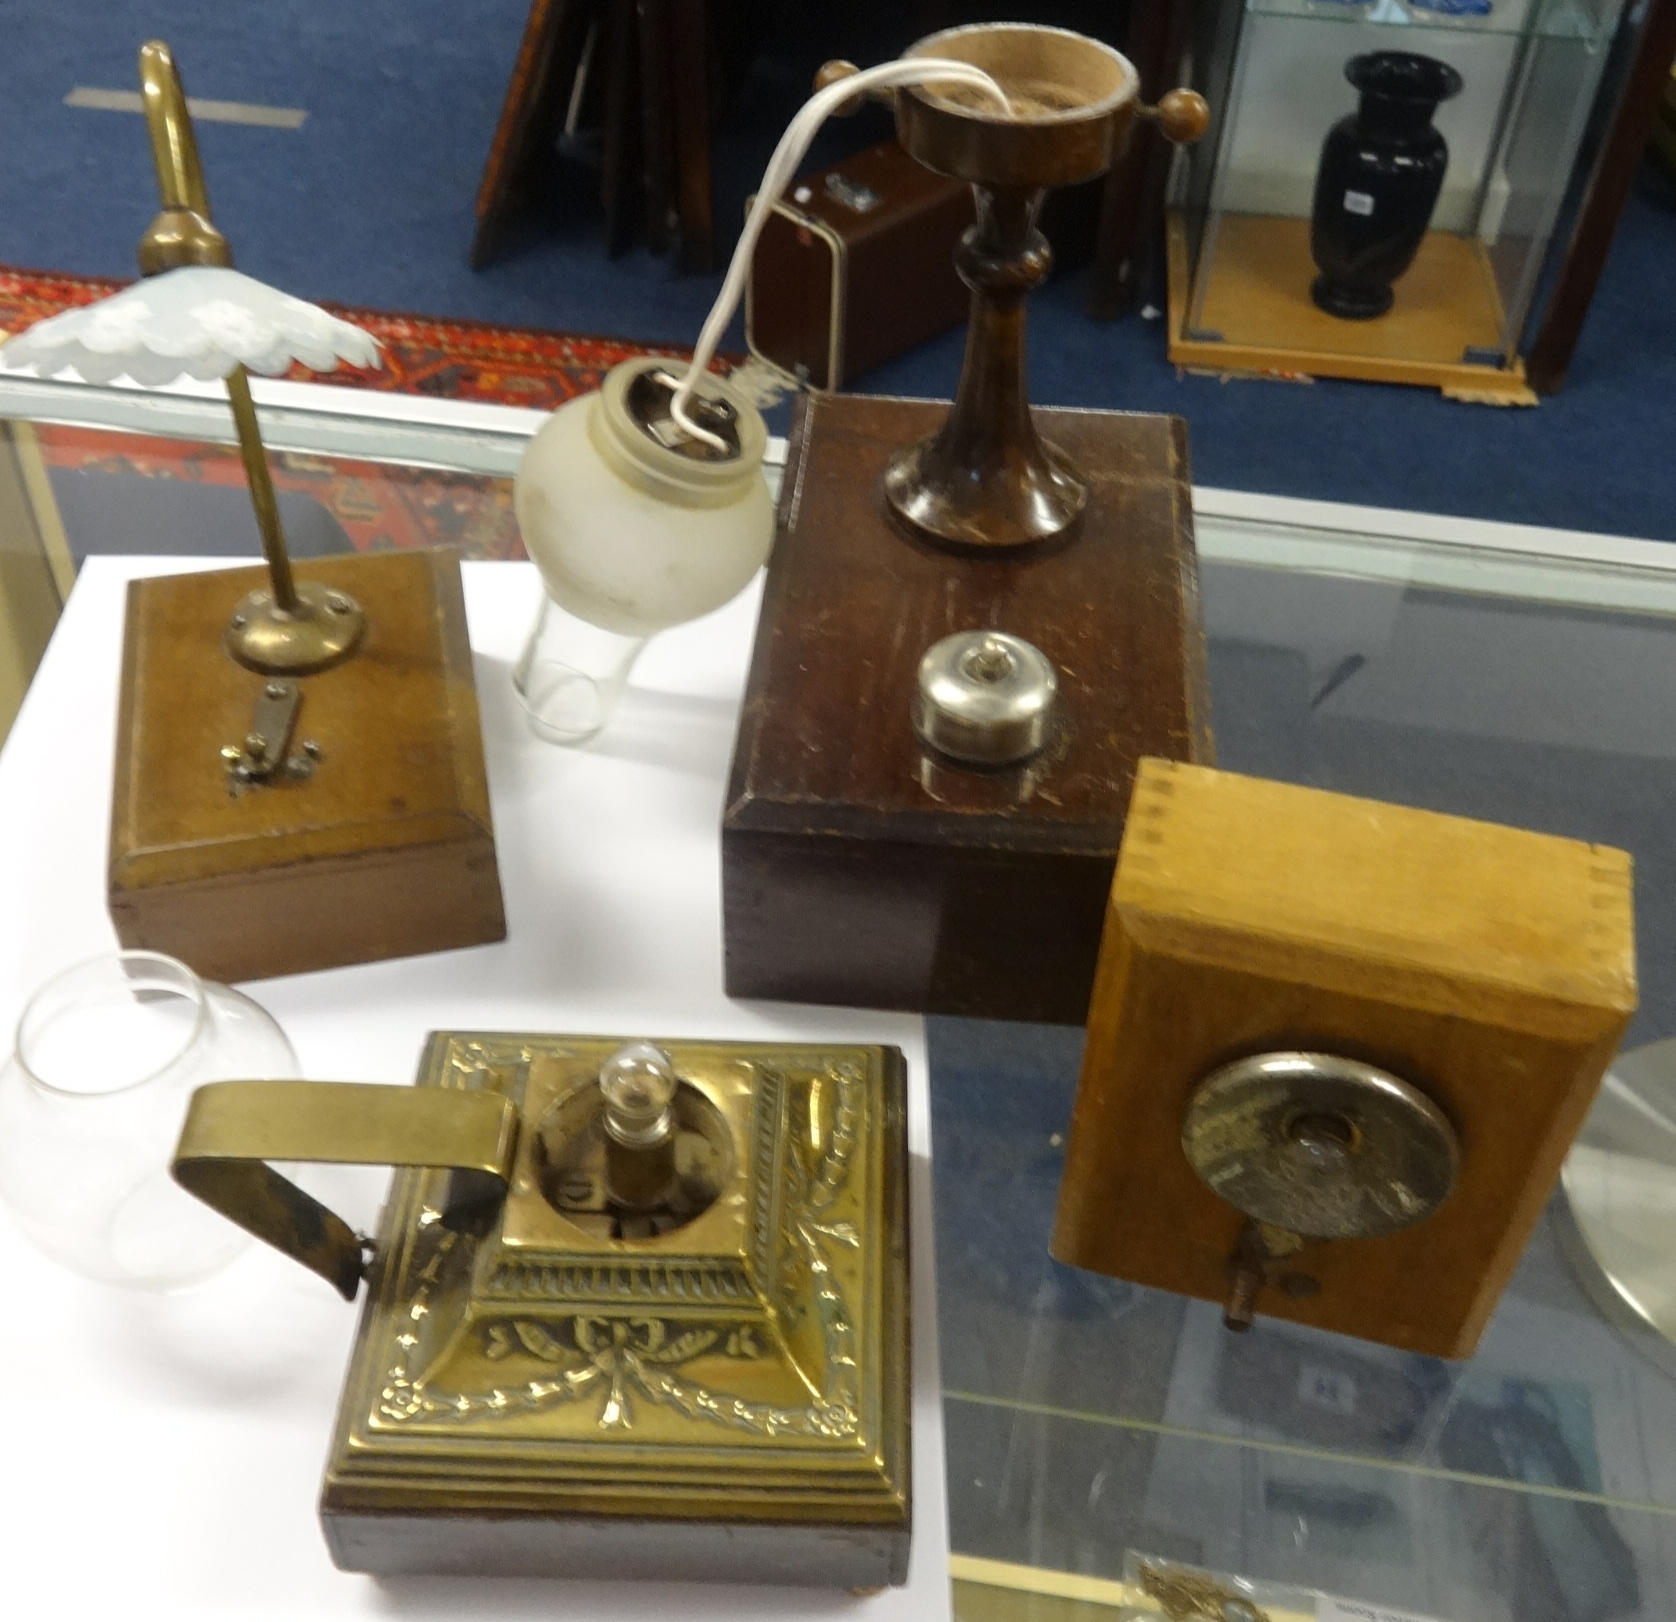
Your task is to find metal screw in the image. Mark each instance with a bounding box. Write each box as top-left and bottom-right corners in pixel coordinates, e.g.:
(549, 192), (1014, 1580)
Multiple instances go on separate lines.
(327, 596), (351, 615)
(960, 638), (1016, 685)
(219, 745), (243, 764)
(1287, 1111), (1356, 1171)
(301, 739), (322, 759)
(230, 613), (247, 629)
(264, 680), (288, 699)
(1223, 1260), (1262, 1332)
(244, 732), (267, 755)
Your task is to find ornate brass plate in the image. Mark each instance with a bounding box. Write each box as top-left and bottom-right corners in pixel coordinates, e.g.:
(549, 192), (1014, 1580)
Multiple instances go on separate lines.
(319, 1031), (911, 1587)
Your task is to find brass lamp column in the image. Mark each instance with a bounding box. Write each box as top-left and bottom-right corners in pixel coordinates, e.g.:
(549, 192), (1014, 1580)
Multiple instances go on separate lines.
(136, 40), (364, 674)
(0, 40), (507, 982)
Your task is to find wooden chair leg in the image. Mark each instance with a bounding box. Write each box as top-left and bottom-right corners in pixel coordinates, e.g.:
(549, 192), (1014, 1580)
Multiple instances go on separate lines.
(638, 0), (676, 255)
(600, 0), (644, 258)
(1525, 0), (1676, 392)
(471, 0), (594, 270)
(1088, 0), (1195, 320)
(668, 0), (717, 274)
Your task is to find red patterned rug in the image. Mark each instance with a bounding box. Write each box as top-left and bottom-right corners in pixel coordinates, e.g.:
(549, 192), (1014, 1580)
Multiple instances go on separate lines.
(0, 264), (685, 410)
(0, 265), (713, 561)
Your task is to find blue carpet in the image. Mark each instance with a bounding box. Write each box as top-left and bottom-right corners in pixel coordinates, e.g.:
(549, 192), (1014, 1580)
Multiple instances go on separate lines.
(1, 1), (1673, 538)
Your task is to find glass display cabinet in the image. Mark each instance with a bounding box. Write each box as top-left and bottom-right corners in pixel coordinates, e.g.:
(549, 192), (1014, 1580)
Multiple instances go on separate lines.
(1168, 0), (1628, 400)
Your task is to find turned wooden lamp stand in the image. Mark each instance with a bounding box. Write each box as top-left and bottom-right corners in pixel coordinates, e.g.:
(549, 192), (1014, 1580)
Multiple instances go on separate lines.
(722, 28), (1213, 1022)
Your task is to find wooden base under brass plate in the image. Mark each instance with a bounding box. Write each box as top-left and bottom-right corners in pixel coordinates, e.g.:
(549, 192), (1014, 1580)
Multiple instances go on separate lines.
(109, 549), (506, 982)
(1166, 211), (1537, 403)
(321, 1032), (911, 1588)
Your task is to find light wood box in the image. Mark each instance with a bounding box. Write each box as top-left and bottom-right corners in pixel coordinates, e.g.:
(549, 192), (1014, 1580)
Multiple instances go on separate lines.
(1051, 758), (1636, 1357)
(109, 549), (506, 982)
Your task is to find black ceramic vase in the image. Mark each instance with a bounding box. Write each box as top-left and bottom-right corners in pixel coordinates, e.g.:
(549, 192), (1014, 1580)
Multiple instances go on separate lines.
(1309, 52), (1463, 320)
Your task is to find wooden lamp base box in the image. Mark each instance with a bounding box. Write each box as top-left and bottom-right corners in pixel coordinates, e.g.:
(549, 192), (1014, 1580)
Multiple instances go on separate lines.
(722, 393), (1213, 1024)
(110, 549), (506, 983)
(1052, 760), (1637, 1358)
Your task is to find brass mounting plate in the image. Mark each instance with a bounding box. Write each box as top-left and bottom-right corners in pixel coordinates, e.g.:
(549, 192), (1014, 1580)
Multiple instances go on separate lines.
(321, 1030), (912, 1589)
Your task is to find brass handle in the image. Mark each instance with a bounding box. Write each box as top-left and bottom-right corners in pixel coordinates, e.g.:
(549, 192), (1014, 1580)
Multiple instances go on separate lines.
(173, 1081), (520, 1301)
(1141, 87), (1210, 146)
(136, 41), (231, 274)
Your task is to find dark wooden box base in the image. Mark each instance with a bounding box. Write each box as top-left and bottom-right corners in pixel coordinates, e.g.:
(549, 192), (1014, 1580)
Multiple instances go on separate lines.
(109, 549), (506, 982)
(723, 394), (1213, 1024)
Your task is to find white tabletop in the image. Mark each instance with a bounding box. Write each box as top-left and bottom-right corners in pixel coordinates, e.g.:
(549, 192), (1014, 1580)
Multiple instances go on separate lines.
(0, 557), (946, 1622)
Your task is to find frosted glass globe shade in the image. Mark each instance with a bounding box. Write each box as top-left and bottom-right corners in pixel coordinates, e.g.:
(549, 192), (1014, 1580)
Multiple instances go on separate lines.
(515, 358), (774, 638)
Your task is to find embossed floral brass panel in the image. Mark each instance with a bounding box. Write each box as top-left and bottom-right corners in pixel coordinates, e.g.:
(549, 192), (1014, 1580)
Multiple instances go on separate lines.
(320, 1031), (911, 1588)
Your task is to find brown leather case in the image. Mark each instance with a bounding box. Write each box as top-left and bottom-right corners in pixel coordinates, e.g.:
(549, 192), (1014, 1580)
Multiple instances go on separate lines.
(722, 393), (1214, 1023)
(109, 549), (506, 982)
(745, 142), (974, 391)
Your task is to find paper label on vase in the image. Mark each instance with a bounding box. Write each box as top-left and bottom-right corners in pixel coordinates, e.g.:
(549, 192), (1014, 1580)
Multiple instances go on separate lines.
(1343, 190), (1375, 217)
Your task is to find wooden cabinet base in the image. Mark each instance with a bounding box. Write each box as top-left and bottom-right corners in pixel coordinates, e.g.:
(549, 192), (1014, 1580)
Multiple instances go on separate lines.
(723, 394), (1213, 1024)
(110, 549), (506, 983)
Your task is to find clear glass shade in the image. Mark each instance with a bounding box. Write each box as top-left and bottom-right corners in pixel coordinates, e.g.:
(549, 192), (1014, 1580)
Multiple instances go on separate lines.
(0, 951), (298, 1290)
(512, 591), (648, 744)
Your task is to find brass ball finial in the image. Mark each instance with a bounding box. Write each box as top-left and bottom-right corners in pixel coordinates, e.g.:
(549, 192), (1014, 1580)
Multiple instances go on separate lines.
(814, 59), (866, 115)
(1153, 87), (1210, 145)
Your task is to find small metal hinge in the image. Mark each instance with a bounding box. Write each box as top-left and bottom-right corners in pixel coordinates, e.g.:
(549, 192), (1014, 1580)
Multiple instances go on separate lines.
(221, 678), (321, 793)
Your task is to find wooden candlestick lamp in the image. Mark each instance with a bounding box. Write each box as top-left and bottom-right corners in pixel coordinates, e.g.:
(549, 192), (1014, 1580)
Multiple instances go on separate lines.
(724, 27), (1212, 1021)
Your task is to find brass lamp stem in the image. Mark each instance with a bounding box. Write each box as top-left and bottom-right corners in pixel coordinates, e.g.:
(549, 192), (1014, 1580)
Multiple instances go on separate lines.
(134, 39), (365, 675)
(224, 366), (299, 613)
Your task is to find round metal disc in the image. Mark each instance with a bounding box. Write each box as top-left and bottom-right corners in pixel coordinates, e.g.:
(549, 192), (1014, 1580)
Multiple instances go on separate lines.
(911, 629), (1057, 766)
(224, 579), (365, 676)
(1560, 1037), (1676, 1374)
(1183, 1051), (1459, 1240)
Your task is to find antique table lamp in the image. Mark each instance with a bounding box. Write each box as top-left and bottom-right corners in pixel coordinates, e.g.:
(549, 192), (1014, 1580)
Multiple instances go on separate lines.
(1, 43), (505, 981)
(168, 1030), (910, 1586)
(1051, 760), (1637, 1358)
(720, 26), (1215, 1022)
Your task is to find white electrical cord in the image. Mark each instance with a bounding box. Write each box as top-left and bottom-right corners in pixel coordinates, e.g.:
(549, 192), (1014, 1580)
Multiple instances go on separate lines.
(669, 58), (1012, 450)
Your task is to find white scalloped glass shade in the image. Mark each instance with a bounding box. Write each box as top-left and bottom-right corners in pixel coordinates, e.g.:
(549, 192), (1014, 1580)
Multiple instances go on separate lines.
(0, 265), (381, 387)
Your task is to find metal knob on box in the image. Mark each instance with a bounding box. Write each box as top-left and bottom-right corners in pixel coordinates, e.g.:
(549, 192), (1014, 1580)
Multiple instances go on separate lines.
(912, 630), (1057, 766)
(1182, 1050), (1460, 1331)
(169, 1031), (911, 1588)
